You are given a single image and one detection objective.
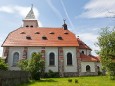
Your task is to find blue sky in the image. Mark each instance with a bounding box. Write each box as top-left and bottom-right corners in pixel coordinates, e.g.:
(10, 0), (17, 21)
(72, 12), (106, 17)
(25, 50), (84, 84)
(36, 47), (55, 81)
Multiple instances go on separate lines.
(0, 0), (115, 56)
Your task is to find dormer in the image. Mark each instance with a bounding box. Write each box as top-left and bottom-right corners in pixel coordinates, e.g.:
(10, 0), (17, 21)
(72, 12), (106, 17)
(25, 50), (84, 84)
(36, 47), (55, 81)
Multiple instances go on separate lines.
(23, 5), (39, 28)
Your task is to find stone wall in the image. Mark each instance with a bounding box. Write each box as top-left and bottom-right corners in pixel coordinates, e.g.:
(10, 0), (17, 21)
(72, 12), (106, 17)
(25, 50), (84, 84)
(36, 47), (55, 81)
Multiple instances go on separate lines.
(80, 72), (98, 76)
(64, 72), (79, 77)
(0, 70), (30, 86)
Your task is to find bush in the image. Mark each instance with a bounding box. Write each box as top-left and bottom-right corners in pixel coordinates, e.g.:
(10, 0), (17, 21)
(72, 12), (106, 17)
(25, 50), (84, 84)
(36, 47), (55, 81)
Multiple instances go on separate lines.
(75, 79), (78, 83)
(0, 58), (8, 70)
(44, 70), (60, 78)
(68, 79), (72, 82)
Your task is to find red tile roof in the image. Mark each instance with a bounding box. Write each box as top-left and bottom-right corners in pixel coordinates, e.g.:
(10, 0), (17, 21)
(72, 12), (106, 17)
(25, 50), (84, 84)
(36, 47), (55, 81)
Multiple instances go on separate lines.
(80, 54), (100, 62)
(2, 27), (79, 47)
(77, 38), (92, 50)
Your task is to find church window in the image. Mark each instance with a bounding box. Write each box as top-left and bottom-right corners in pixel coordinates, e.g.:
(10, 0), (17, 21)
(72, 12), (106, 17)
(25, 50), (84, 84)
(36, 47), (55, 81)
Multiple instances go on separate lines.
(49, 53), (55, 66)
(67, 53), (72, 65)
(58, 36), (63, 40)
(86, 65), (91, 72)
(13, 52), (19, 66)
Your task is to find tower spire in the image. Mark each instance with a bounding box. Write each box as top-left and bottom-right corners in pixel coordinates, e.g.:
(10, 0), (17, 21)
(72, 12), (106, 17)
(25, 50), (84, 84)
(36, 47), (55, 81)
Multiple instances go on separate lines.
(25, 4), (35, 19)
(23, 5), (39, 28)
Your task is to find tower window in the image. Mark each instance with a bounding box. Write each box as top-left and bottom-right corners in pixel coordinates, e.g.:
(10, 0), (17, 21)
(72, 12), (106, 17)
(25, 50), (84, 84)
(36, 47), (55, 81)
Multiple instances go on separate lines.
(26, 35), (31, 40)
(58, 36), (63, 40)
(26, 25), (29, 27)
(30, 25), (33, 28)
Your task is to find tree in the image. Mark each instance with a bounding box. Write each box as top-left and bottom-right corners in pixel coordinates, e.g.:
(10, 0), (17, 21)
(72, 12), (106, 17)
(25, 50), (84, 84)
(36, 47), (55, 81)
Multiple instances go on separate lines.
(18, 52), (45, 80)
(97, 27), (115, 80)
(0, 58), (8, 70)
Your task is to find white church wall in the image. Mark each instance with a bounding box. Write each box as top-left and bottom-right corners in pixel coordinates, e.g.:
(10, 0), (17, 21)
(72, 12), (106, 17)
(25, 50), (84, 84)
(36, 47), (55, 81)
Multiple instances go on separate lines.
(80, 49), (91, 55)
(96, 62), (102, 71)
(81, 62), (95, 72)
(27, 47), (41, 59)
(45, 47), (58, 72)
(63, 47), (77, 72)
(8, 47), (24, 70)
(87, 50), (91, 55)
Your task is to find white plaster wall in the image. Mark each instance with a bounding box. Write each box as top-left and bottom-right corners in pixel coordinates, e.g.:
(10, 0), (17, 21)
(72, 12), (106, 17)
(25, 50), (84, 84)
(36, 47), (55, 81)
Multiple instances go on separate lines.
(81, 62), (96, 72)
(96, 62), (102, 71)
(27, 47), (41, 59)
(23, 21), (38, 27)
(87, 50), (91, 55)
(8, 47), (24, 70)
(45, 47), (58, 72)
(63, 47), (77, 72)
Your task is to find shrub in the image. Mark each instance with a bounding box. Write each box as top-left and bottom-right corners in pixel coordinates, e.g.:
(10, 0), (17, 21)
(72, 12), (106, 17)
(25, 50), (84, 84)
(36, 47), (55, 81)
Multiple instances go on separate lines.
(68, 79), (72, 82)
(0, 58), (8, 70)
(44, 70), (60, 78)
(75, 79), (78, 83)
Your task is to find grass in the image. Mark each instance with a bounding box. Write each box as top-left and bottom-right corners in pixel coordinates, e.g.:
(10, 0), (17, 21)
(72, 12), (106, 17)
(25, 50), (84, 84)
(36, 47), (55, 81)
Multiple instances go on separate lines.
(19, 76), (115, 86)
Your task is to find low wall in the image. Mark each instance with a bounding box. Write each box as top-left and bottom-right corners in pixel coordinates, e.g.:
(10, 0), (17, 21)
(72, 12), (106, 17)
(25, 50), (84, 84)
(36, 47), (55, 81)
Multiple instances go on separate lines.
(0, 70), (30, 86)
(80, 72), (98, 76)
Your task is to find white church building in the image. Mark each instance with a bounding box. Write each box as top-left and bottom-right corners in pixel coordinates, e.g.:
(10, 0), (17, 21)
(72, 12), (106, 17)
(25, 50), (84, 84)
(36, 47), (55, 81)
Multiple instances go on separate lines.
(2, 6), (101, 76)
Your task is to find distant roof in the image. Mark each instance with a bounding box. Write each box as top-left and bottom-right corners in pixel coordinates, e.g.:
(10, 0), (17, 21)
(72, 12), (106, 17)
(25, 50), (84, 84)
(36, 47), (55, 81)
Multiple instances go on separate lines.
(77, 38), (92, 50)
(80, 54), (100, 62)
(2, 27), (79, 47)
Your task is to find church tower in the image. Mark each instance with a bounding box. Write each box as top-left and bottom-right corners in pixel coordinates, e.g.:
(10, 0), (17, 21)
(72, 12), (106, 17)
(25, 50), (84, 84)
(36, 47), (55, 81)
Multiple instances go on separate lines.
(23, 5), (39, 28)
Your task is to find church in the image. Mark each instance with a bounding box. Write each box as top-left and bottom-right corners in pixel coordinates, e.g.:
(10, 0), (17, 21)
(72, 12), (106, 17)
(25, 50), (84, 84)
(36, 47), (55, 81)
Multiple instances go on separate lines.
(2, 6), (101, 77)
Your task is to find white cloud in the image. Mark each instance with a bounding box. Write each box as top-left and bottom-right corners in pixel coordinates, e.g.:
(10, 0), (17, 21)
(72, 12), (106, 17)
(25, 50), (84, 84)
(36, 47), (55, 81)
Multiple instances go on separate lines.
(80, 0), (115, 18)
(0, 6), (39, 18)
(77, 33), (98, 42)
(0, 5), (42, 26)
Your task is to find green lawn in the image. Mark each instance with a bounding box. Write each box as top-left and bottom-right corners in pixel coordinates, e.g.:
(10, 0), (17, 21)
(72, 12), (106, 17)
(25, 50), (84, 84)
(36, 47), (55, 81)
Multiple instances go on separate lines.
(19, 76), (115, 86)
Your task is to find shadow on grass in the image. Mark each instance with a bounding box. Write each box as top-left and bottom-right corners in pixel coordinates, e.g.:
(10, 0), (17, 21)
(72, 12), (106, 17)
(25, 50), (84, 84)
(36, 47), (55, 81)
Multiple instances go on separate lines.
(19, 79), (57, 86)
(38, 79), (57, 82)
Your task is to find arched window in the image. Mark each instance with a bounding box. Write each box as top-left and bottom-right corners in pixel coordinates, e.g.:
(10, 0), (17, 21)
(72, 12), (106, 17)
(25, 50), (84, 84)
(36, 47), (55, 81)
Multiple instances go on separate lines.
(86, 65), (91, 72)
(49, 53), (55, 66)
(67, 53), (72, 65)
(13, 52), (19, 66)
